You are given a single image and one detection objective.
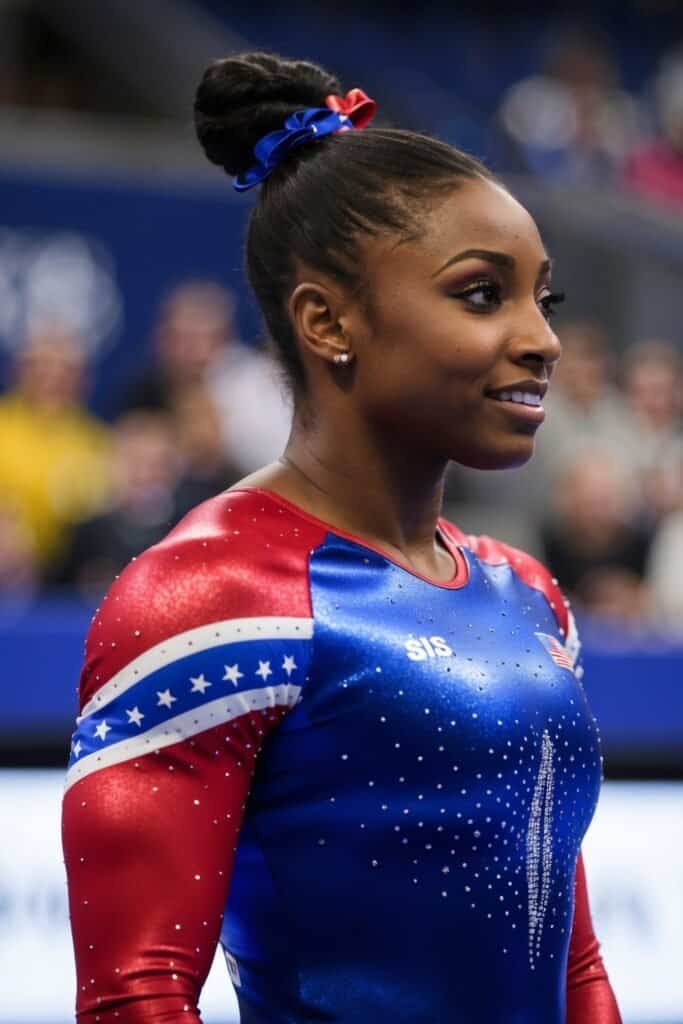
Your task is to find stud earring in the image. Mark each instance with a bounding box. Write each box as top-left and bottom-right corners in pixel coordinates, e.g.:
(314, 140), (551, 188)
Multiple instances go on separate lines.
(333, 352), (351, 365)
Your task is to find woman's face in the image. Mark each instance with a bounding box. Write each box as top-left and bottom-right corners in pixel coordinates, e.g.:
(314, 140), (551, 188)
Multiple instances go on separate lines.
(346, 176), (562, 470)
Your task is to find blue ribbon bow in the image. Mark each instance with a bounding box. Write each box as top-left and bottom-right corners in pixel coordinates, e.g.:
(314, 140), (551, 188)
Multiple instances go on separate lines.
(234, 107), (351, 192)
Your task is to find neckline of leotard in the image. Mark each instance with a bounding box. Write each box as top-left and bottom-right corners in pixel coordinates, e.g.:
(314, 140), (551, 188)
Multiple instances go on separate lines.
(233, 487), (471, 591)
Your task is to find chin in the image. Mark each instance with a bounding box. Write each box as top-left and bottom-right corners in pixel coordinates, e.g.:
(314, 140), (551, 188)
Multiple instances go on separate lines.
(453, 439), (536, 472)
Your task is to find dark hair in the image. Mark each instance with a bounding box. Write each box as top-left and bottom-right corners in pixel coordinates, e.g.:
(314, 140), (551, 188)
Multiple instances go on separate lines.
(194, 52), (495, 393)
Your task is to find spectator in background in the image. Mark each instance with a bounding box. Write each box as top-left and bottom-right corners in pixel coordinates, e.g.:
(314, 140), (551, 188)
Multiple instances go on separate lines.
(624, 51), (683, 209)
(541, 451), (652, 622)
(620, 339), (683, 508)
(540, 319), (633, 473)
(647, 456), (683, 630)
(627, 345), (683, 629)
(54, 409), (181, 600)
(498, 28), (640, 185)
(171, 384), (242, 517)
(122, 280), (230, 411)
(123, 279), (291, 474)
(0, 321), (111, 577)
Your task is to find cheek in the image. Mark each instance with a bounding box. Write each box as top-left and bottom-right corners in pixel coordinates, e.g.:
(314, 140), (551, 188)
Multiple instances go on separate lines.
(363, 299), (502, 402)
(357, 341), (497, 437)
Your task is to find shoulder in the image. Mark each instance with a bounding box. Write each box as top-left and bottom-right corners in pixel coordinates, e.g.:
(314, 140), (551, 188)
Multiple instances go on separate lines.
(79, 488), (325, 708)
(439, 518), (569, 637)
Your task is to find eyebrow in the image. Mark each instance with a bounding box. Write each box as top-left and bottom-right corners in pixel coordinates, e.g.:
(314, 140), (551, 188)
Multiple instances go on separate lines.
(432, 248), (552, 278)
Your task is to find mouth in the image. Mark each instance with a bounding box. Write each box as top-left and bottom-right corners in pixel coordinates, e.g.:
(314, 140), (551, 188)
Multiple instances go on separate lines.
(485, 381), (548, 425)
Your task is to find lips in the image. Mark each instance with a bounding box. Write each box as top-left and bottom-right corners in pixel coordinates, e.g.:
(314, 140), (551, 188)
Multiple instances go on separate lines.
(489, 389), (541, 407)
(485, 379), (548, 425)
(486, 380), (548, 407)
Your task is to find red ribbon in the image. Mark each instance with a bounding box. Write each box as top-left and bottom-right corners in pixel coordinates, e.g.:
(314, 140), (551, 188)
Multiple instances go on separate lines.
(325, 88), (377, 129)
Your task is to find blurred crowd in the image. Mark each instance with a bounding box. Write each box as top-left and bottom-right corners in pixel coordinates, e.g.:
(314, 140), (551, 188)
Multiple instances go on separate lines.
(7, 3), (683, 212)
(0, 279), (681, 635)
(0, 281), (291, 602)
(497, 31), (683, 211)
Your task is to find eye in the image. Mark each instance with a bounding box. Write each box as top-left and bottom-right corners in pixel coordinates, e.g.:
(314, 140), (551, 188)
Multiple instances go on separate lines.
(454, 281), (502, 310)
(538, 290), (565, 321)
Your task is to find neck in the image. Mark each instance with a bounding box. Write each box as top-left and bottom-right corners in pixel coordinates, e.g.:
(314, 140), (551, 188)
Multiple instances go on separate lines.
(278, 409), (450, 561)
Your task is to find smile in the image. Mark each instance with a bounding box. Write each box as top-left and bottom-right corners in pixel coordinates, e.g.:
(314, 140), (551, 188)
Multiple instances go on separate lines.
(486, 392), (545, 426)
(489, 390), (542, 408)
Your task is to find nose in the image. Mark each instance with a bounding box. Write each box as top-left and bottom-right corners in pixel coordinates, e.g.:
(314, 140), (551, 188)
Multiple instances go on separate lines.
(510, 308), (562, 375)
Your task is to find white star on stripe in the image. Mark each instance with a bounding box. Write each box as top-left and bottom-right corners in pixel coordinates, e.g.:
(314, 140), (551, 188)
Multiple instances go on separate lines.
(256, 660), (272, 681)
(94, 720), (111, 741)
(64, 681), (303, 796)
(282, 655), (297, 676)
(223, 664), (244, 686)
(126, 706), (144, 727)
(190, 674), (212, 694)
(72, 739), (82, 757)
(156, 689), (177, 709)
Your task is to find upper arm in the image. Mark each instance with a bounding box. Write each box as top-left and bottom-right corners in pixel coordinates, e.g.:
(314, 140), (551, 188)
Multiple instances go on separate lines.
(62, 726), (248, 1021)
(62, 535), (312, 1022)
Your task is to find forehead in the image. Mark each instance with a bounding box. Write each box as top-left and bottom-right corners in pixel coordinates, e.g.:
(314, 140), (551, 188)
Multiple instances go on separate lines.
(381, 178), (547, 272)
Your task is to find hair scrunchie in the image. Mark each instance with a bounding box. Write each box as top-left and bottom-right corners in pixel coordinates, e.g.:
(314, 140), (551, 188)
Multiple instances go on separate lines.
(234, 89), (376, 191)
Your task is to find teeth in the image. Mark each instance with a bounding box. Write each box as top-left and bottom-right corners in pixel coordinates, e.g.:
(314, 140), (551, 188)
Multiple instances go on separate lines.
(493, 390), (542, 407)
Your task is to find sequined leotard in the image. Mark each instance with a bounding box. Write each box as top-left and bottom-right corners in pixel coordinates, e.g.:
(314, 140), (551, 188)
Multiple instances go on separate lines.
(62, 488), (620, 1023)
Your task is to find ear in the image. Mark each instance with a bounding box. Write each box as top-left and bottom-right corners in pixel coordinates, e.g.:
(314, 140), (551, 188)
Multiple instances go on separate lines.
(288, 280), (353, 366)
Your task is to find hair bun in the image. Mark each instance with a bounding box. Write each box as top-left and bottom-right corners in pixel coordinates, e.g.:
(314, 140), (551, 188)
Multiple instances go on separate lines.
(194, 52), (341, 177)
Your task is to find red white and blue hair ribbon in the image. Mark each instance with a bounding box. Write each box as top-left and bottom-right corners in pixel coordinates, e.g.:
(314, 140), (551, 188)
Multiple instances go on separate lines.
(234, 89), (377, 192)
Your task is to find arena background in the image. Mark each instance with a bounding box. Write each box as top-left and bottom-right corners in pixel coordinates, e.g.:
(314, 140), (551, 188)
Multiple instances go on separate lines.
(0, 1), (682, 1021)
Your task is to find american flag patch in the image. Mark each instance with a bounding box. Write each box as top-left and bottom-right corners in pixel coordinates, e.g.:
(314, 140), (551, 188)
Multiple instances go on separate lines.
(534, 632), (574, 670)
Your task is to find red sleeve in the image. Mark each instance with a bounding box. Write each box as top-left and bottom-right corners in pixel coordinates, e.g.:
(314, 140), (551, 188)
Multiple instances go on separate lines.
(62, 721), (254, 1022)
(61, 495), (320, 1022)
(567, 852), (622, 1023)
